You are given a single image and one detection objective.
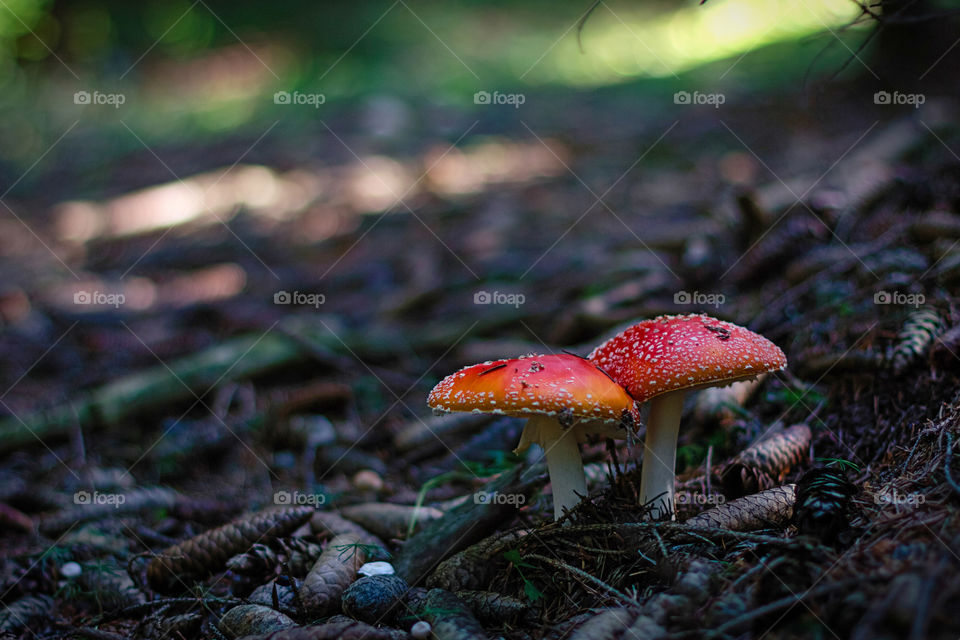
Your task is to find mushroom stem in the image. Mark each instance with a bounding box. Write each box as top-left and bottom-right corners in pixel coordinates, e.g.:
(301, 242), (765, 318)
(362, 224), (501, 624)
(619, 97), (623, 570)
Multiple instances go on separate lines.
(526, 415), (588, 520)
(639, 390), (685, 520)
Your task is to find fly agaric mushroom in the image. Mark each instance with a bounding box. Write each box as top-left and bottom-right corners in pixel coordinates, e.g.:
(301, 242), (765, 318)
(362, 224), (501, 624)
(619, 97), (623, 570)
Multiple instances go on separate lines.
(428, 354), (640, 520)
(588, 314), (786, 519)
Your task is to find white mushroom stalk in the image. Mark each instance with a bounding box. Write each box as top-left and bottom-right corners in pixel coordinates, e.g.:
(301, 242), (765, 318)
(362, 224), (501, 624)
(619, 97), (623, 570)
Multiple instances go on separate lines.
(516, 415), (587, 520)
(639, 390), (685, 519)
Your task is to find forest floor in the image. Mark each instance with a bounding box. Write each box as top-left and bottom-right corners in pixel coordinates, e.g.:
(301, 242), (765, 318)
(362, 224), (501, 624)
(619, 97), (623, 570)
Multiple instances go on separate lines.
(1, 74), (959, 640)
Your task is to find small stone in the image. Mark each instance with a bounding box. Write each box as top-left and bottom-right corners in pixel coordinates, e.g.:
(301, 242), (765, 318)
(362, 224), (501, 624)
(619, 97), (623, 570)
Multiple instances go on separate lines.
(353, 470), (384, 492)
(60, 562), (82, 579)
(358, 561), (395, 577)
(410, 620), (431, 639)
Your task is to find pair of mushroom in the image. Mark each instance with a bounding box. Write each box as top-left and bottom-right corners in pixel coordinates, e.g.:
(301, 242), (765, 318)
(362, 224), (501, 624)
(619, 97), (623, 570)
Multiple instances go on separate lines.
(428, 314), (787, 520)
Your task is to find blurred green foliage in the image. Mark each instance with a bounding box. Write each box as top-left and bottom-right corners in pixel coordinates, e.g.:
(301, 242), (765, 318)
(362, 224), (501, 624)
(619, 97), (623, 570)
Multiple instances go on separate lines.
(0, 0), (52, 59)
(0, 0), (873, 191)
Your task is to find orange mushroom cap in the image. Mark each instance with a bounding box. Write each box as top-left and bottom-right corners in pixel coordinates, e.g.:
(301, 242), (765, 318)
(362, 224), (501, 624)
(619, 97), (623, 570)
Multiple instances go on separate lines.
(427, 354), (640, 427)
(588, 314), (787, 402)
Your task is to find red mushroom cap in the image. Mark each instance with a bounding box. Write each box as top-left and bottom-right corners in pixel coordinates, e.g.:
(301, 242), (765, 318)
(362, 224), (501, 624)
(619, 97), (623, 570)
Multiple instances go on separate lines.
(428, 354), (640, 427)
(588, 314), (787, 402)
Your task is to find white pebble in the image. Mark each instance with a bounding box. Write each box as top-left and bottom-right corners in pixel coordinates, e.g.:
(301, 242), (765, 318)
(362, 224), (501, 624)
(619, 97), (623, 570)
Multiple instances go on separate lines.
(411, 620), (431, 639)
(60, 562), (82, 578)
(357, 561), (395, 577)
